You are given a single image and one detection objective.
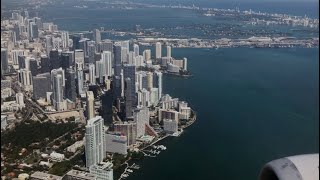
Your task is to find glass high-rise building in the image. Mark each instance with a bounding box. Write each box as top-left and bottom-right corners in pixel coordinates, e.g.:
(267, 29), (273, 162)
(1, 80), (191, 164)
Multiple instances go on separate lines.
(65, 68), (76, 102)
(1, 48), (8, 74)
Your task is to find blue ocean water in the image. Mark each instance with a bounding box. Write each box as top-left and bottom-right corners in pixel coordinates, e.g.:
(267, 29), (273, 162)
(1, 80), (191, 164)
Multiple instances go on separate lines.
(135, 0), (319, 18)
(38, 1), (319, 32)
(126, 47), (319, 180)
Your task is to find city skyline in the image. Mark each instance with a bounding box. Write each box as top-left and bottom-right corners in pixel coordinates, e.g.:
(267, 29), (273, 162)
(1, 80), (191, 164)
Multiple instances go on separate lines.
(0, 1), (318, 180)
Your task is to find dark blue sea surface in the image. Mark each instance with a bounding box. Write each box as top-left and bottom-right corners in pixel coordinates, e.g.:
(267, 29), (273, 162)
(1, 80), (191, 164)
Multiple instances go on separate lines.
(124, 47), (319, 180)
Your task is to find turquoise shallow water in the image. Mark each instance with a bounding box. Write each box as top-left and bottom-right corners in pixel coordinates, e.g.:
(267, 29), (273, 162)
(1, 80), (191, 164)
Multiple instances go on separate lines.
(125, 47), (319, 180)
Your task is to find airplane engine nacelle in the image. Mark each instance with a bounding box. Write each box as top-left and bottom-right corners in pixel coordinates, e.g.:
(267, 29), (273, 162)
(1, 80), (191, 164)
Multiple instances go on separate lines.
(259, 154), (319, 180)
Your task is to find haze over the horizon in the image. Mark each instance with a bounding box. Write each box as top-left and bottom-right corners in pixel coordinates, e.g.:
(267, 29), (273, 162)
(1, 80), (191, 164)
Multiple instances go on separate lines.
(131, 0), (318, 2)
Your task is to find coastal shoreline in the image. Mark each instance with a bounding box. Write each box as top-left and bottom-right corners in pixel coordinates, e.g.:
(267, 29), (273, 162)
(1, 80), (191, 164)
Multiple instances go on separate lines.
(115, 110), (197, 179)
(162, 71), (193, 78)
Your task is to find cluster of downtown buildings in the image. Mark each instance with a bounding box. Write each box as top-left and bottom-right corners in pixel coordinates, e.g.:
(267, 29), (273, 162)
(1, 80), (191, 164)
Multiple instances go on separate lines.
(1, 10), (192, 180)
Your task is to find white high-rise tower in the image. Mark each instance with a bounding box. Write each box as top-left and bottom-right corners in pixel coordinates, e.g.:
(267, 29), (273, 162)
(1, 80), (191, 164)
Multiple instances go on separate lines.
(156, 42), (162, 59)
(167, 45), (171, 57)
(86, 91), (95, 120)
(85, 116), (106, 168)
(52, 74), (64, 111)
(88, 63), (96, 85)
(76, 62), (84, 95)
(133, 44), (139, 57)
(143, 49), (151, 61)
(61, 31), (69, 49)
(101, 51), (112, 78)
(93, 29), (101, 44)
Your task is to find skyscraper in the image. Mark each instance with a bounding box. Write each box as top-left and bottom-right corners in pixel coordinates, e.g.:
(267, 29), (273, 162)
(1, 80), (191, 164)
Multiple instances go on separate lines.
(61, 31), (69, 49)
(79, 38), (90, 57)
(28, 21), (36, 39)
(88, 63), (96, 85)
(52, 37), (61, 50)
(40, 55), (50, 73)
(29, 58), (38, 76)
(24, 10), (29, 18)
(51, 68), (65, 87)
(147, 72), (153, 91)
(121, 47), (128, 63)
(167, 45), (171, 57)
(128, 51), (135, 65)
(65, 68), (76, 102)
(17, 69), (32, 91)
(13, 24), (20, 41)
(113, 76), (121, 99)
(143, 49), (151, 61)
(85, 116), (106, 168)
(1, 48), (9, 74)
(12, 12), (19, 20)
(52, 74), (64, 111)
(32, 73), (51, 100)
(10, 31), (16, 45)
(70, 34), (81, 50)
(93, 29), (101, 44)
(113, 45), (122, 77)
(125, 78), (133, 118)
(102, 83), (113, 124)
(133, 44), (139, 57)
(123, 64), (136, 105)
(150, 88), (159, 106)
(138, 88), (150, 107)
(49, 49), (60, 70)
(74, 49), (84, 64)
(115, 40), (129, 54)
(24, 57), (31, 71)
(34, 17), (43, 29)
(135, 55), (144, 67)
(61, 51), (74, 70)
(87, 42), (96, 64)
(136, 71), (148, 91)
(98, 40), (113, 53)
(134, 106), (149, 138)
(101, 51), (112, 78)
(154, 71), (163, 100)
(156, 42), (162, 59)
(183, 57), (188, 71)
(18, 55), (26, 69)
(76, 62), (84, 95)
(51, 68), (65, 110)
(94, 52), (101, 62)
(114, 122), (137, 145)
(31, 22), (38, 39)
(11, 50), (24, 65)
(86, 91), (95, 120)
(95, 60), (104, 84)
(120, 70), (124, 97)
(45, 36), (52, 56)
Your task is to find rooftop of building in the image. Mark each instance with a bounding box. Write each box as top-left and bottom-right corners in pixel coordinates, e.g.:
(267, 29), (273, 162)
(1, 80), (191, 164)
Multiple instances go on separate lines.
(30, 171), (62, 180)
(64, 170), (96, 180)
(91, 161), (113, 170)
(87, 116), (103, 126)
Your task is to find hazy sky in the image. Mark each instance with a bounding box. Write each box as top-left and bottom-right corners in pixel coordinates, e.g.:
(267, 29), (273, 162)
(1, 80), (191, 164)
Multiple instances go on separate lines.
(141, 0), (318, 2)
